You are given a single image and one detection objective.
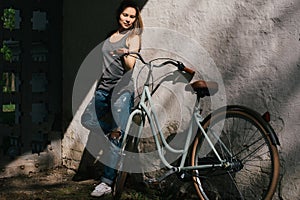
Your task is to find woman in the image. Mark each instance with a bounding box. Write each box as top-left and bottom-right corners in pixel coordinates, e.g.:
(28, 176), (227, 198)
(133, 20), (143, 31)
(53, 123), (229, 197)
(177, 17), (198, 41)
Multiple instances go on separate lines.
(91, 0), (143, 197)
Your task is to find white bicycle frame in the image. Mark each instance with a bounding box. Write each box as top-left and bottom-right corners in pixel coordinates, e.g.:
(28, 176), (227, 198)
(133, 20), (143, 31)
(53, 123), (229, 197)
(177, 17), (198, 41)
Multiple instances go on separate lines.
(121, 78), (229, 172)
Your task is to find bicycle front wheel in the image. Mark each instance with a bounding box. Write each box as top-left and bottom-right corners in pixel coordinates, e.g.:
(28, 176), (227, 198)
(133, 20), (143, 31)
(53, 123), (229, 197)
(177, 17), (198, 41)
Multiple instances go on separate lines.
(112, 135), (138, 200)
(190, 106), (280, 200)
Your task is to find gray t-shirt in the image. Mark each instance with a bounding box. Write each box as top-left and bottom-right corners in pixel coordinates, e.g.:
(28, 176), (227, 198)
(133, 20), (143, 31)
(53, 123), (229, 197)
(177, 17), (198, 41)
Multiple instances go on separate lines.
(97, 31), (133, 93)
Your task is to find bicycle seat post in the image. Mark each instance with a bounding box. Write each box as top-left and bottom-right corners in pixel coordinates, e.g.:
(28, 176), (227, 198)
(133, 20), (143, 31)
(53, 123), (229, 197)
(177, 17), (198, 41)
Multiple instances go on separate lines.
(194, 94), (202, 114)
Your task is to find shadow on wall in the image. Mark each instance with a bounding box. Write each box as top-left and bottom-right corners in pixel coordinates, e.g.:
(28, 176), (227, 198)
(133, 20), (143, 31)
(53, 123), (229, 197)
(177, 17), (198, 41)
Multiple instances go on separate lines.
(63, 0), (149, 180)
(67, 2), (300, 198)
(204, 1), (300, 199)
(0, 0), (148, 178)
(63, 0), (148, 127)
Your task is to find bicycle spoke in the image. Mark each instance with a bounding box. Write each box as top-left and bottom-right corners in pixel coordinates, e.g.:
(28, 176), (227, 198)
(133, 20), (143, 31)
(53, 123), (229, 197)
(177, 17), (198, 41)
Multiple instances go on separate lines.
(232, 135), (265, 158)
(244, 163), (272, 170)
(239, 142), (267, 162)
(243, 150), (272, 163)
(240, 117), (250, 148)
(192, 107), (279, 200)
(227, 172), (245, 200)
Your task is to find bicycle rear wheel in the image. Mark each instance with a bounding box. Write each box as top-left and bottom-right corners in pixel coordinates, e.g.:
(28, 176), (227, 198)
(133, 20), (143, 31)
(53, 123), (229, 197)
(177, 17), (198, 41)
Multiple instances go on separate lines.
(190, 106), (280, 200)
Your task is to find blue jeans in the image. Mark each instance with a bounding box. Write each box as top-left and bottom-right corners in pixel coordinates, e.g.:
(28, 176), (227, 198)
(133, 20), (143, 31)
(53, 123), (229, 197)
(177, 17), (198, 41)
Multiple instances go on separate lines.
(95, 89), (133, 185)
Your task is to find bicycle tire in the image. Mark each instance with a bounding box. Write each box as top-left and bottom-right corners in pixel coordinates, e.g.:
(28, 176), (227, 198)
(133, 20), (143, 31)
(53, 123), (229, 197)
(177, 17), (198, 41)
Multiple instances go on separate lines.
(190, 106), (280, 200)
(113, 170), (128, 200)
(112, 135), (137, 199)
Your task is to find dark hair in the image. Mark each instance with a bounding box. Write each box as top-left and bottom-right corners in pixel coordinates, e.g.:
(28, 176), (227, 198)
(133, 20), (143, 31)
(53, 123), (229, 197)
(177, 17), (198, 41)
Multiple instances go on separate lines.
(116, 0), (143, 36)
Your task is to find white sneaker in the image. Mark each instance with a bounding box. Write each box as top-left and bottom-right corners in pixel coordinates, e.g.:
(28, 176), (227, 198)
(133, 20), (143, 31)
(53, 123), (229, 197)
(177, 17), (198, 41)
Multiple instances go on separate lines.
(90, 182), (112, 197)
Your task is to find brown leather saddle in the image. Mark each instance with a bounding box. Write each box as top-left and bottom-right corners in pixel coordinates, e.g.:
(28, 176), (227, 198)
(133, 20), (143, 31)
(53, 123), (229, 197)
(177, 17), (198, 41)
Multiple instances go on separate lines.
(190, 80), (219, 98)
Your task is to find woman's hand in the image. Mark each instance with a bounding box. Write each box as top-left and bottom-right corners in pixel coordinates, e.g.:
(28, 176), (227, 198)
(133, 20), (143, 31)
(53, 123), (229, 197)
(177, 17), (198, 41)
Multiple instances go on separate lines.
(110, 48), (135, 71)
(111, 48), (129, 57)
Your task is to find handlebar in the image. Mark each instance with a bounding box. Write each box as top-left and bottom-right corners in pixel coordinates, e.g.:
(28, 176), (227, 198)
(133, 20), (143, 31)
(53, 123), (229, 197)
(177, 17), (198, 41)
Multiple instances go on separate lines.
(124, 52), (195, 76)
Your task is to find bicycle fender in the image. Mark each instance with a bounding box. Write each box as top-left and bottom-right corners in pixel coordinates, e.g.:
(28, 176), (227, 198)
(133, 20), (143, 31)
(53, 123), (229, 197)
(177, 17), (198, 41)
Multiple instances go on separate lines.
(203, 105), (280, 146)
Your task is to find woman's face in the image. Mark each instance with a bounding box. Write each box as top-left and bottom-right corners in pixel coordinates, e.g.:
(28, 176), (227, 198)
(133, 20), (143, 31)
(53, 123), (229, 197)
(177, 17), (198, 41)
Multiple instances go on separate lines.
(119, 7), (137, 30)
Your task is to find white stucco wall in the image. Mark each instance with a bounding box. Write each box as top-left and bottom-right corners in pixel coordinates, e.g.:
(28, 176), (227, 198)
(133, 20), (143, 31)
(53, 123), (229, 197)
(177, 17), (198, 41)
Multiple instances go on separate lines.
(141, 1), (300, 199)
(62, 0), (300, 199)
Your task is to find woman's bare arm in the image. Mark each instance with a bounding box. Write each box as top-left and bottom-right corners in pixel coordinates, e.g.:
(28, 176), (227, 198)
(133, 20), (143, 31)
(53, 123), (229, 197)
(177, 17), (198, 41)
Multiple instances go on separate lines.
(123, 35), (140, 70)
(113, 35), (140, 70)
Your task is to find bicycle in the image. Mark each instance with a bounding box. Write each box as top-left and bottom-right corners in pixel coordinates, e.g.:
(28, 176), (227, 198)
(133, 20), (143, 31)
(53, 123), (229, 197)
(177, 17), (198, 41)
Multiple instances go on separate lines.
(112, 52), (280, 200)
